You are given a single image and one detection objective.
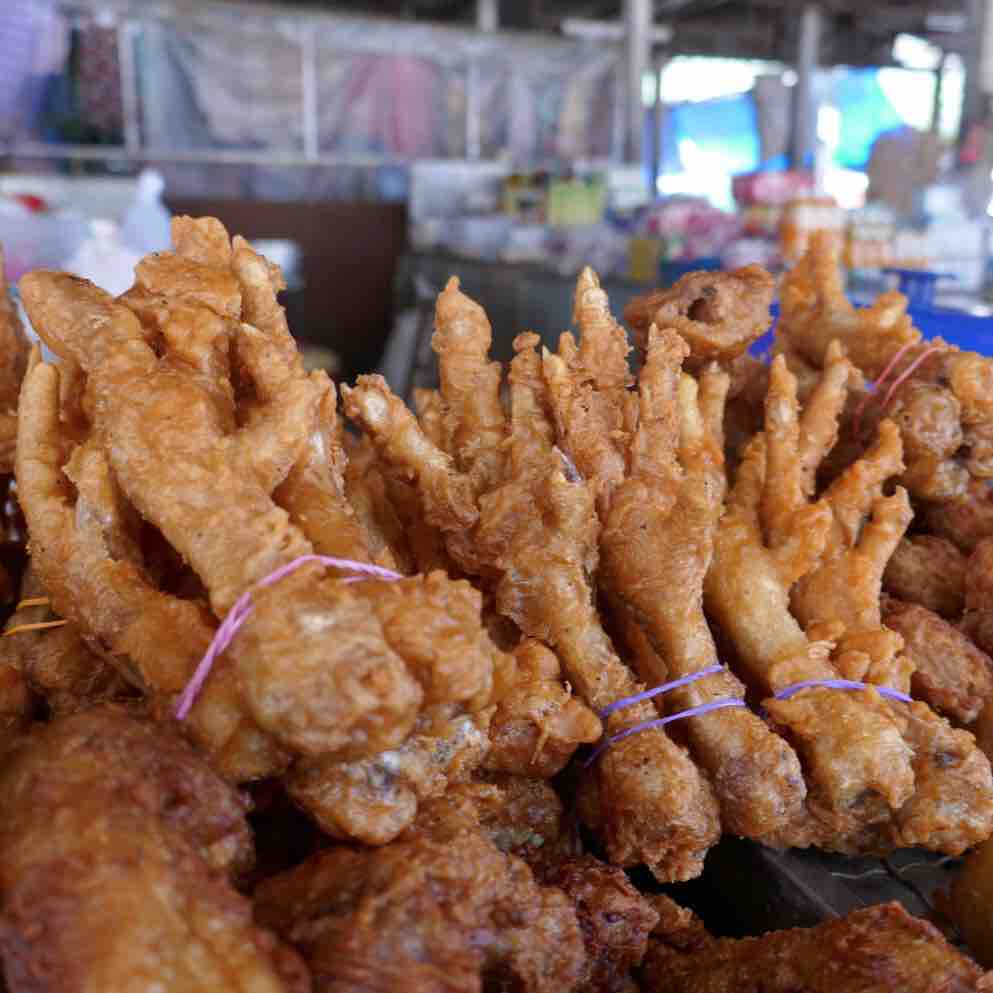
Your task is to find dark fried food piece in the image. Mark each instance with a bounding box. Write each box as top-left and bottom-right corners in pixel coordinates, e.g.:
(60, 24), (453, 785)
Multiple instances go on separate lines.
(446, 775), (573, 873)
(641, 901), (990, 993)
(883, 597), (993, 725)
(0, 707), (308, 993)
(883, 535), (967, 618)
(963, 537), (993, 663)
(447, 773), (662, 992)
(949, 836), (993, 969)
(624, 265), (774, 371)
(925, 480), (993, 554)
(0, 564), (133, 718)
(283, 702), (492, 846)
(546, 855), (660, 993)
(255, 792), (585, 993)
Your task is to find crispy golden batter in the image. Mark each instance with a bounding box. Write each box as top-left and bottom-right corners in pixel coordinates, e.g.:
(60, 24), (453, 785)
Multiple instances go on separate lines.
(542, 269), (631, 515)
(553, 290), (805, 841)
(778, 232), (921, 380)
(883, 598), (993, 725)
(432, 277), (508, 496)
(642, 901), (990, 993)
(277, 576), (593, 844)
(0, 707), (308, 993)
(706, 356), (914, 838)
(345, 307), (720, 883)
(485, 639), (602, 779)
(754, 354), (993, 855)
(623, 265), (774, 369)
(255, 792), (586, 993)
(780, 238), (993, 503)
(285, 703), (492, 845)
(230, 235), (386, 568)
(19, 271), (318, 617)
(16, 360), (285, 781)
(883, 535), (966, 617)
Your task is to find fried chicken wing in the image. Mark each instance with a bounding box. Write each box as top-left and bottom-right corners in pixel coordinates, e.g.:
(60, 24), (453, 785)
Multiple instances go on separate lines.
(641, 901), (990, 993)
(623, 265), (774, 369)
(255, 792), (585, 993)
(0, 707), (309, 993)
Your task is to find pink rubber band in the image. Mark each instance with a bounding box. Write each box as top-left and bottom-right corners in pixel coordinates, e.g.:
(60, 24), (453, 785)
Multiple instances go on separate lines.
(879, 345), (941, 412)
(773, 678), (912, 705)
(852, 340), (916, 439)
(174, 555), (403, 720)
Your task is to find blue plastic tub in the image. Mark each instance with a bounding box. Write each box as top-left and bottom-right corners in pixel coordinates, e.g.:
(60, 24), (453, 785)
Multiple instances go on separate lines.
(750, 302), (992, 357)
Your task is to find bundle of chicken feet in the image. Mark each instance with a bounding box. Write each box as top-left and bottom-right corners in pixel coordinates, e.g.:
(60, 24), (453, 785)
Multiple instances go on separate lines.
(0, 218), (988, 991)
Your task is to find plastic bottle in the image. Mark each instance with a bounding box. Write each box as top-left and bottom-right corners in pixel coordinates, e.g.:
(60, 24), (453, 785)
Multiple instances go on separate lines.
(63, 219), (143, 298)
(120, 169), (172, 255)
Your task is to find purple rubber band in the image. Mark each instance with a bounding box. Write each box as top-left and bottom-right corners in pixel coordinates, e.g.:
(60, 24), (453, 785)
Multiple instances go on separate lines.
(174, 554), (403, 720)
(599, 663), (725, 719)
(584, 699), (746, 767)
(773, 678), (913, 705)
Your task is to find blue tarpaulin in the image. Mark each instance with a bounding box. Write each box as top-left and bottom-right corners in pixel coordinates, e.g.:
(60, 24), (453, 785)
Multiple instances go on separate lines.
(659, 92), (761, 175)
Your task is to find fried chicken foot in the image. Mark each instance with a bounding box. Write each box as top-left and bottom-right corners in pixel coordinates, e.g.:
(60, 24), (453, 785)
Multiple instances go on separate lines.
(231, 235), (386, 567)
(16, 360), (284, 780)
(432, 277), (508, 495)
(623, 265), (775, 369)
(549, 287), (806, 840)
(778, 231), (921, 379)
(609, 358), (805, 836)
(705, 356), (914, 837)
(781, 361), (993, 855)
(344, 294), (720, 882)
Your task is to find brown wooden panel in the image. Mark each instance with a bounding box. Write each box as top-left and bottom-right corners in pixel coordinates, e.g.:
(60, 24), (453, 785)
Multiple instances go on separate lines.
(165, 198), (408, 379)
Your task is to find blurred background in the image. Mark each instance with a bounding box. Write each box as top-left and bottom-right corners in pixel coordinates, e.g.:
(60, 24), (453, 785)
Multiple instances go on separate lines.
(2, 0), (992, 386)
